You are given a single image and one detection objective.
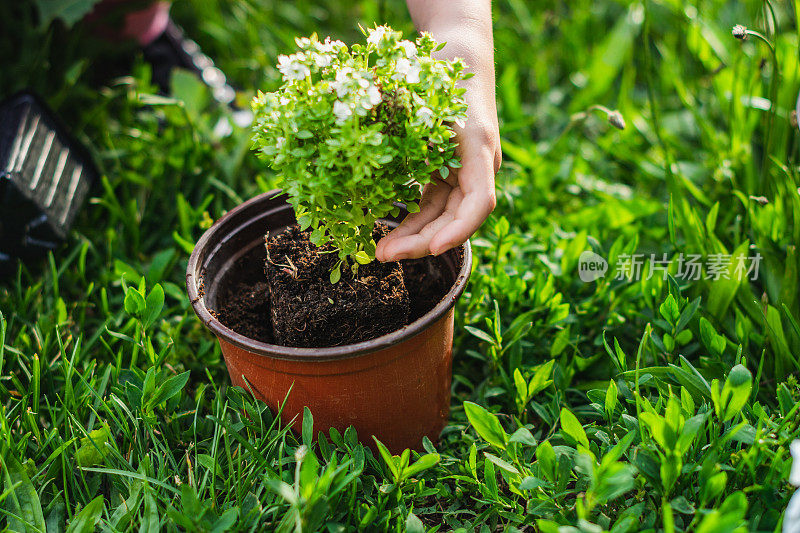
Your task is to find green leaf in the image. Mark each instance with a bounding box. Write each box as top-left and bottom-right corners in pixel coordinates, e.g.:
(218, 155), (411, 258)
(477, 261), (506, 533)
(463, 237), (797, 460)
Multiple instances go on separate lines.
(302, 407), (314, 448)
(605, 379), (619, 416)
(372, 437), (399, 479)
(405, 511), (425, 533)
(509, 427), (537, 446)
(518, 476), (545, 490)
(171, 69), (210, 116)
(536, 441), (556, 482)
(148, 372), (190, 409)
(297, 215), (313, 230)
(464, 326), (496, 345)
(143, 284), (165, 329)
(464, 401), (507, 449)
(707, 241), (749, 319)
(330, 265), (341, 284)
(65, 495), (104, 533)
(699, 317), (725, 356)
(528, 360), (555, 396)
(124, 288), (146, 318)
(402, 453), (440, 478)
(720, 364), (752, 421)
(354, 251), (371, 265)
(75, 427), (111, 467)
(484, 452), (520, 475)
(513, 368), (528, 406)
(559, 408), (589, 449)
(659, 294), (680, 324)
(1, 455), (46, 533)
(676, 297), (701, 331)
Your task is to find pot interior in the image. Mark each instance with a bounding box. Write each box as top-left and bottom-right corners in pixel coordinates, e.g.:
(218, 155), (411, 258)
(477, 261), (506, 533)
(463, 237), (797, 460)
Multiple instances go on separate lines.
(195, 193), (465, 349)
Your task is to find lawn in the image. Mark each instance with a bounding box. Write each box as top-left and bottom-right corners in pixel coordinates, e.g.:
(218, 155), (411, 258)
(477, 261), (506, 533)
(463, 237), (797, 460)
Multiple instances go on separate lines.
(2, 0), (800, 531)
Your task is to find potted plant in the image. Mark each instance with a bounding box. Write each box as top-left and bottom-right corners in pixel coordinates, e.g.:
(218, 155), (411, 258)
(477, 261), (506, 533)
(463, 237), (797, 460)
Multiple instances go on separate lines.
(186, 26), (472, 452)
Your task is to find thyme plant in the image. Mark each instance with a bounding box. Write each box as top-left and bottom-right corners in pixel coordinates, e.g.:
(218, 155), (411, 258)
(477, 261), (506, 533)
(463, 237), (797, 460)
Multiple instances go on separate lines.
(251, 25), (469, 280)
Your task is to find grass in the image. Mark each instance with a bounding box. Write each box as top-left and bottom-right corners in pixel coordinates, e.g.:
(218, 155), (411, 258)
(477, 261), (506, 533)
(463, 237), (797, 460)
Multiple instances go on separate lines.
(2, 0), (800, 531)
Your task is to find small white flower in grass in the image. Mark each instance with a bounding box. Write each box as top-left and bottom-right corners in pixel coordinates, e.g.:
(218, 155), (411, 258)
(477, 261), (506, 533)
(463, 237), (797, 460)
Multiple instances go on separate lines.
(333, 100), (353, 123)
(416, 106), (435, 128)
(399, 40), (417, 58)
(367, 26), (388, 46)
(791, 440), (800, 486)
(785, 440), (800, 533)
(277, 54), (310, 81)
(295, 37), (312, 48)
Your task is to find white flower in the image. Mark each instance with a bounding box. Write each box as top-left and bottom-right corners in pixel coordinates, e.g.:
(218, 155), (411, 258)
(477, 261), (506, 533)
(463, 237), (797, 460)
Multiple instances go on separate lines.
(275, 136), (286, 150)
(367, 26), (388, 46)
(394, 58), (421, 84)
(791, 440), (800, 486)
(399, 40), (417, 57)
(295, 37), (312, 49)
(333, 100), (353, 123)
(313, 52), (332, 68)
(317, 37), (345, 53)
(279, 96), (290, 106)
(277, 54), (310, 81)
(332, 67), (353, 97)
(362, 85), (382, 109)
(416, 106), (435, 128)
(785, 440), (800, 533)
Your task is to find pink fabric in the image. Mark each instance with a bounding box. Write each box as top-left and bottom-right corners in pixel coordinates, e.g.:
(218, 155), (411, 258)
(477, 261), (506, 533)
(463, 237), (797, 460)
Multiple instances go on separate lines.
(122, 1), (170, 45)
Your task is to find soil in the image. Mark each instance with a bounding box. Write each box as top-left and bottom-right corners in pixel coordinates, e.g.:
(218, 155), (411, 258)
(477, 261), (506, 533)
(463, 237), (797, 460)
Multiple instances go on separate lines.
(214, 223), (456, 347)
(265, 223), (409, 347)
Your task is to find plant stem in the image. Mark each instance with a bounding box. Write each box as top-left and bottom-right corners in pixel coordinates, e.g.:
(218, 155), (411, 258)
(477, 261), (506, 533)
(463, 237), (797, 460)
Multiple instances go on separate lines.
(744, 29), (779, 194)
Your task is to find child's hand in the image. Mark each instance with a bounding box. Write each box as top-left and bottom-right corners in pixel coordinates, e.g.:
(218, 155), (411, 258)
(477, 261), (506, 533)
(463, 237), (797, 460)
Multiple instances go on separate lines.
(376, 0), (500, 262)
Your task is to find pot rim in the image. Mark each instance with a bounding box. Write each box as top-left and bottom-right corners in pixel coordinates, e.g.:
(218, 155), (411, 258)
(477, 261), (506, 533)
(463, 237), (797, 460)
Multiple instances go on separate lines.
(186, 190), (472, 362)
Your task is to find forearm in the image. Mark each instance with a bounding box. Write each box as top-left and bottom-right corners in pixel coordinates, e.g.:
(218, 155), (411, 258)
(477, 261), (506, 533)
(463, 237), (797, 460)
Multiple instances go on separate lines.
(406, 0), (493, 48)
(376, 0), (499, 261)
(406, 0), (494, 82)
(406, 0), (498, 154)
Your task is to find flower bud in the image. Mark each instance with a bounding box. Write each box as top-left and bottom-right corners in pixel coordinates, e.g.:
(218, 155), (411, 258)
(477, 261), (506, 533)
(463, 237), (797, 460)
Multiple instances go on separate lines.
(607, 110), (626, 130)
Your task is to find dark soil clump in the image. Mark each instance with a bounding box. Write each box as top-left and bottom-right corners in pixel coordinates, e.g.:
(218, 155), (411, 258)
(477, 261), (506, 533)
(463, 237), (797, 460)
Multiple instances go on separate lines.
(215, 223), (455, 347)
(265, 223), (409, 347)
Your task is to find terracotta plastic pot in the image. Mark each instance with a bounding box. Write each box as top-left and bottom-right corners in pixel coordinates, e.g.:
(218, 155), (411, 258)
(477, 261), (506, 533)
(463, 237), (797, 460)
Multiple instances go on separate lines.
(186, 190), (471, 453)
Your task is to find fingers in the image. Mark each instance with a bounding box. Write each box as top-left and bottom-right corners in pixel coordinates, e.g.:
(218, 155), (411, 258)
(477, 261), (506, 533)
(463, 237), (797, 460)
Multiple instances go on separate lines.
(428, 188), (494, 255)
(376, 145), (497, 262)
(428, 145), (496, 255)
(378, 208), (457, 261)
(375, 181), (451, 262)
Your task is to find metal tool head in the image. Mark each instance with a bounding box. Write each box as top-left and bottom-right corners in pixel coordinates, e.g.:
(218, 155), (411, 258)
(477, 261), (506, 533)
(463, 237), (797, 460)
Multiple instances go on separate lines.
(0, 91), (98, 277)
